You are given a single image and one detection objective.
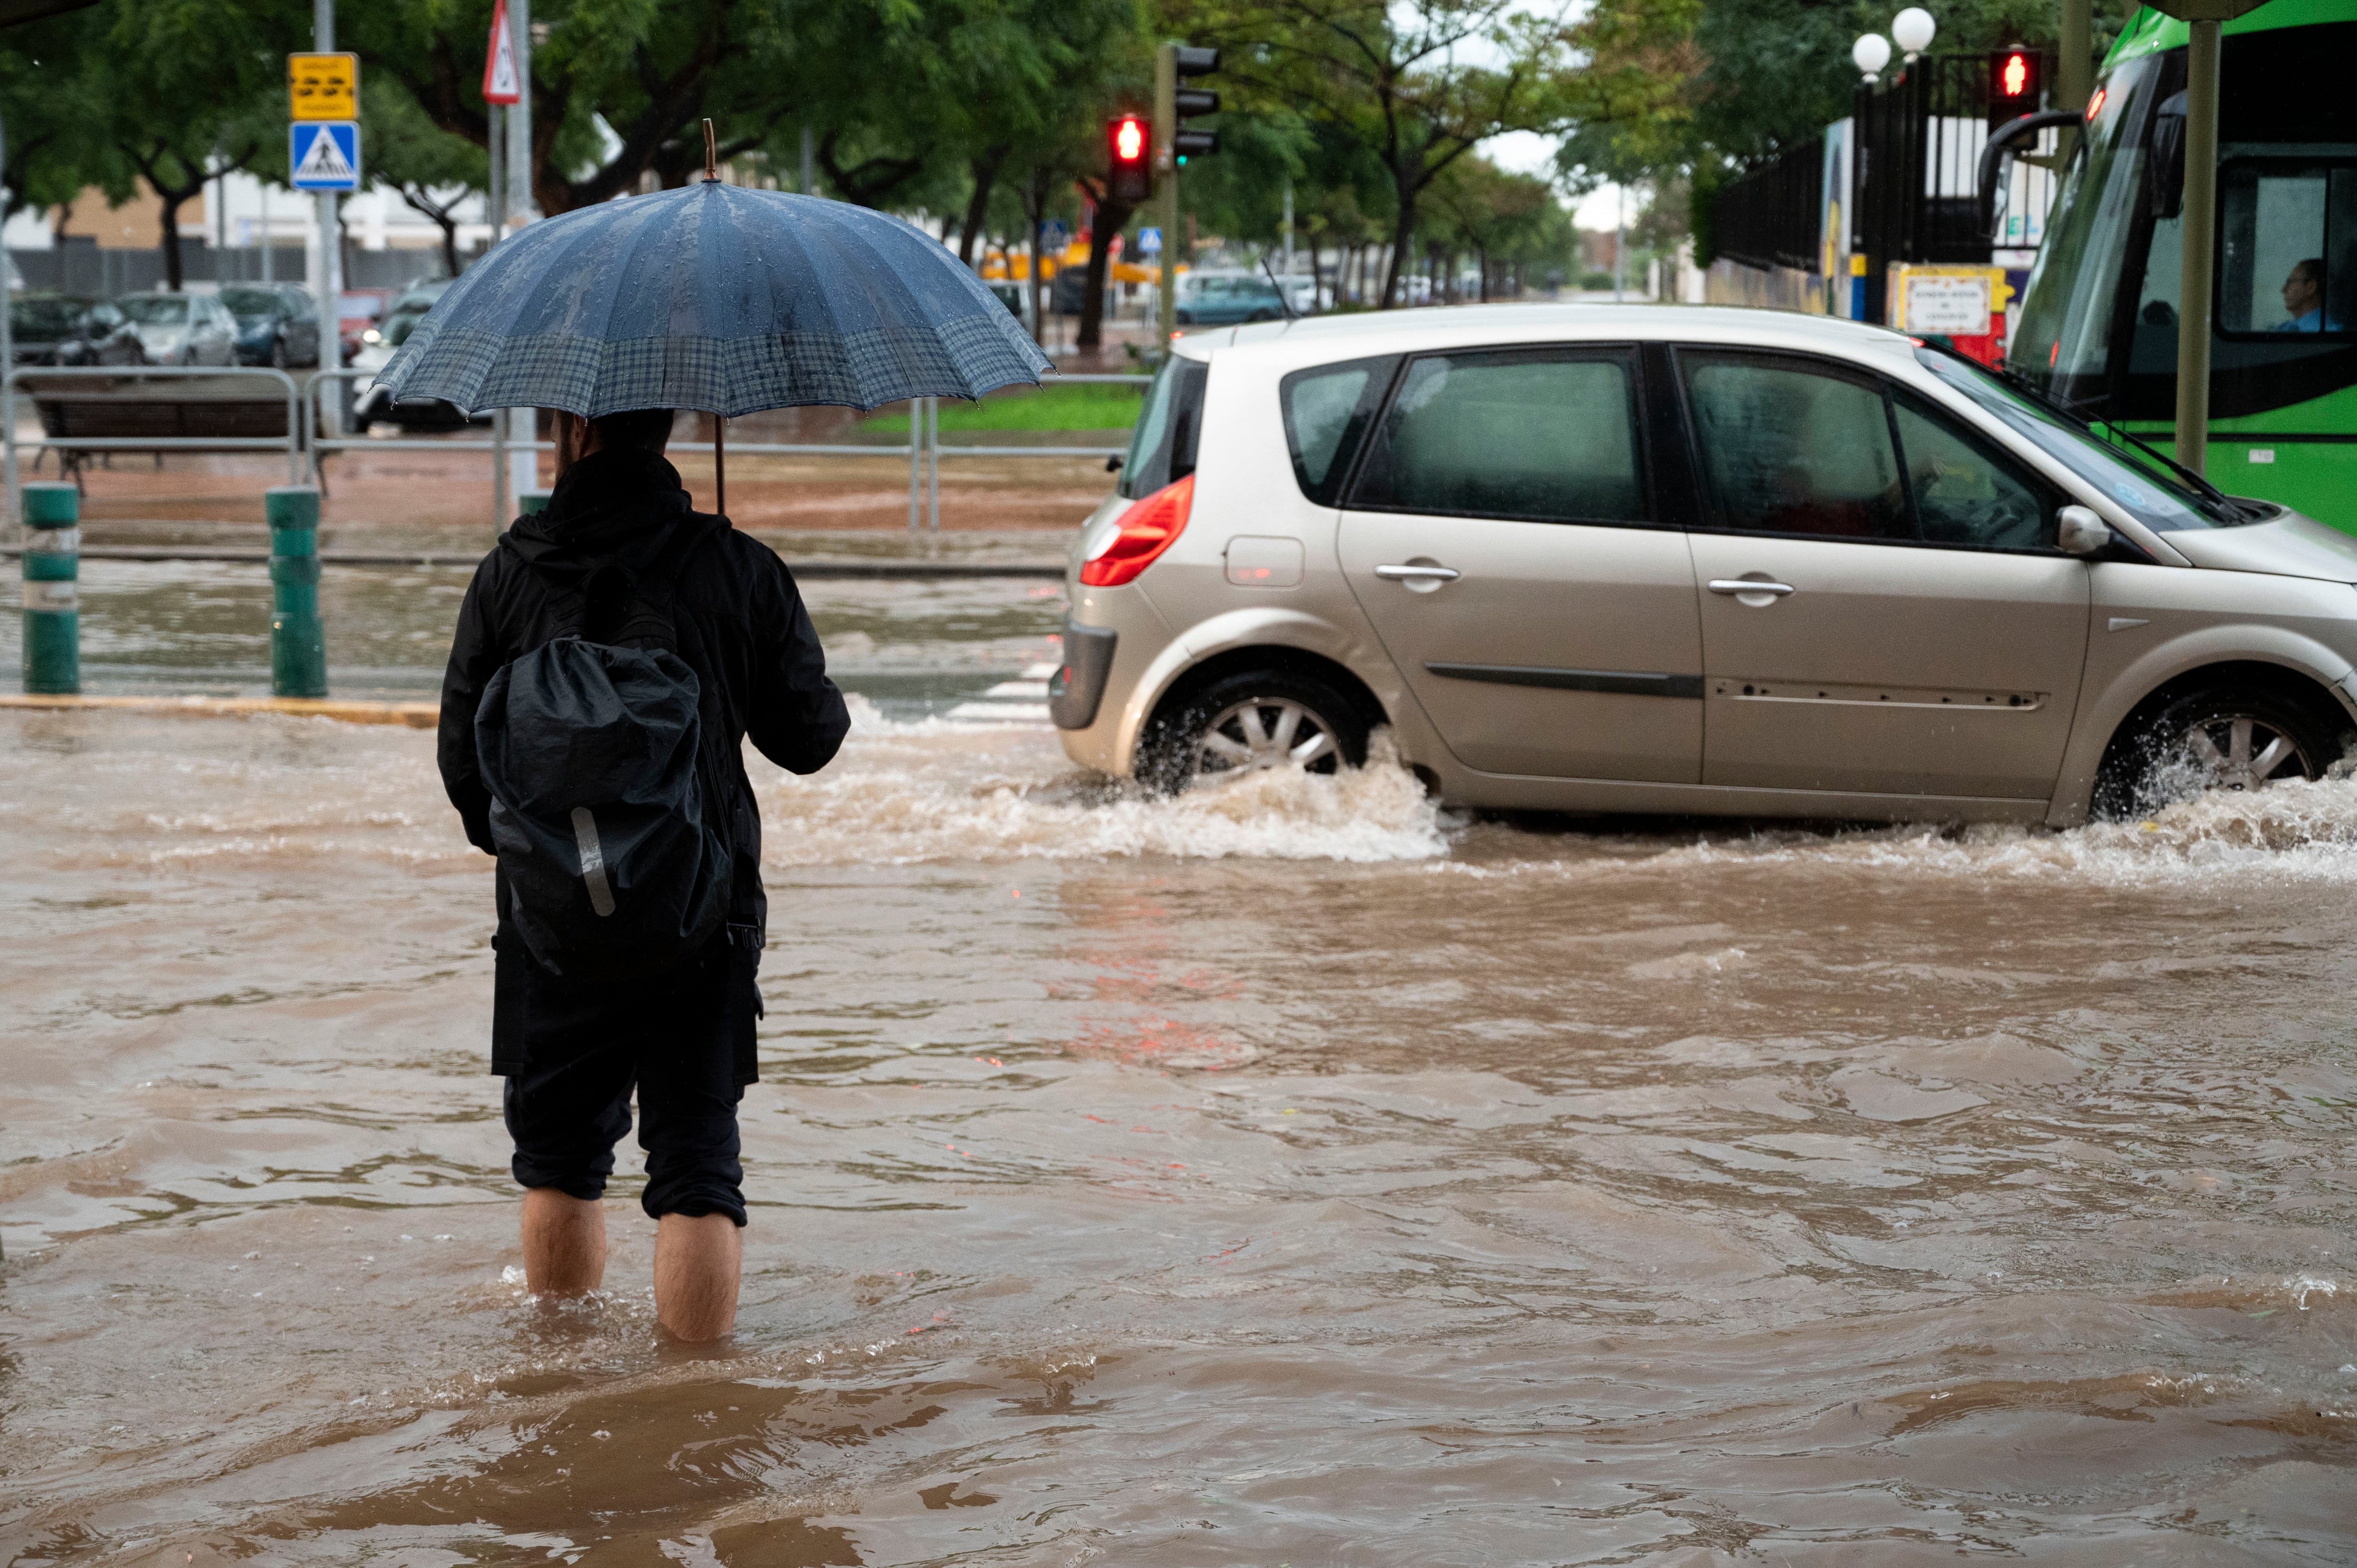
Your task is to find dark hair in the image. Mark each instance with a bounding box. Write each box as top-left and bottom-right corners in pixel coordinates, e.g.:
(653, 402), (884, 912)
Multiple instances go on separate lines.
(588, 407), (677, 451)
(2292, 258), (2325, 285)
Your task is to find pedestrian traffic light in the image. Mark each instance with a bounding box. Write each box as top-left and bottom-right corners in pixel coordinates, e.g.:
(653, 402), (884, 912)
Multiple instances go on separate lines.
(1108, 113), (1150, 204)
(1987, 46), (2042, 130)
(1171, 45), (1219, 165)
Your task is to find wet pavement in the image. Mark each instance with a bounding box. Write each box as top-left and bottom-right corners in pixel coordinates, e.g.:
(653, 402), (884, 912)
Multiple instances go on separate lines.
(1, 572), (2354, 1563)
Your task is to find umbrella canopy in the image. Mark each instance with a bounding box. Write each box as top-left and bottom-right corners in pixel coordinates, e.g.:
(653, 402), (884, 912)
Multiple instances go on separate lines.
(373, 182), (1049, 419)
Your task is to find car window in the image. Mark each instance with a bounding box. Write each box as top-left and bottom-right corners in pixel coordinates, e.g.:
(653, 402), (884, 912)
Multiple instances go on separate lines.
(1347, 348), (1647, 525)
(1890, 392), (2052, 550)
(1117, 356), (1209, 499)
(116, 297), (190, 326)
(2218, 161), (2357, 336)
(1279, 355), (1396, 506)
(1914, 347), (2234, 529)
(1680, 352), (1910, 540)
(221, 288), (278, 316)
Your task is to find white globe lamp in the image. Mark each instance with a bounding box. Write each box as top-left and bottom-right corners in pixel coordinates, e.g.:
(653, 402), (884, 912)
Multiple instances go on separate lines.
(1852, 32), (1892, 82)
(1891, 8), (1937, 61)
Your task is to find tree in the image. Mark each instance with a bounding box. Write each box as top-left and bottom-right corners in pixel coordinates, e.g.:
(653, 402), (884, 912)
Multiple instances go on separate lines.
(1181, 0), (1571, 307)
(95, 0), (293, 290)
(1424, 156), (1558, 300)
(346, 0), (790, 217)
(365, 82), (489, 278)
(0, 8), (108, 227)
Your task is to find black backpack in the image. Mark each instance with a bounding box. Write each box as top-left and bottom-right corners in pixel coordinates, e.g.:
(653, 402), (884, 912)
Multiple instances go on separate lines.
(474, 527), (733, 980)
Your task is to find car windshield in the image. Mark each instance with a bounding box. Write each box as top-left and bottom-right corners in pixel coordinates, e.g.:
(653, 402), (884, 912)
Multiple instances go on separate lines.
(1917, 347), (2234, 530)
(11, 297), (89, 335)
(115, 297), (190, 326)
(220, 288), (281, 317)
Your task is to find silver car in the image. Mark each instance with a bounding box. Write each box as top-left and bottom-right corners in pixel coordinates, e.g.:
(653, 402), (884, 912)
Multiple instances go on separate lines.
(1049, 305), (2357, 825)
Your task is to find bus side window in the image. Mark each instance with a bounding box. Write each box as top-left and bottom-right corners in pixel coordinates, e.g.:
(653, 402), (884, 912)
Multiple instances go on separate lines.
(2217, 163), (2357, 336)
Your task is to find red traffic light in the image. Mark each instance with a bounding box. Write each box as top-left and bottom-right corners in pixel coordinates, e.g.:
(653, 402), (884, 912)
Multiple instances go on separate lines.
(1110, 114), (1147, 167)
(1987, 46), (2040, 107)
(1985, 46), (2043, 131)
(1107, 114), (1150, 204)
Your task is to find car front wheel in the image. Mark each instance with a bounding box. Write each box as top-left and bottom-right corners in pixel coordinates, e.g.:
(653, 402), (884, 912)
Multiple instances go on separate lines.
(1138, 668), (1370, 795)
(2093, 683), (2347, 818)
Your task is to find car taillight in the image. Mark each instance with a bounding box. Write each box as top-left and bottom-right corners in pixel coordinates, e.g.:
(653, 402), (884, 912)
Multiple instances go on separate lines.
(1080, 474), (1194, 586)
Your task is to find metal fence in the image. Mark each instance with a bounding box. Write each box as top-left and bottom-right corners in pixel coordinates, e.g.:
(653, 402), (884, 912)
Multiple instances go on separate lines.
(1712, 137), (1829, 275)
(3, 364), (307, 523)
(4, 365), (1147, 532)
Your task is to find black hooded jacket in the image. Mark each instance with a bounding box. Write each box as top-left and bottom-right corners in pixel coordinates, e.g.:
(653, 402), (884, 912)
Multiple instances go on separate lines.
(437, 447), (849, 935)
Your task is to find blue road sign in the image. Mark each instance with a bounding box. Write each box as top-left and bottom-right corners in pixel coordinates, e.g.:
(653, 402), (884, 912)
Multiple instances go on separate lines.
(289, 121), (361, 192)
(1137, 226), (1162, 256)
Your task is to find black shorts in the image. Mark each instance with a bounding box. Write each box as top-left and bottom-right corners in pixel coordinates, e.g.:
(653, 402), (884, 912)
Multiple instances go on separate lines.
(493, 927), (763, 1225)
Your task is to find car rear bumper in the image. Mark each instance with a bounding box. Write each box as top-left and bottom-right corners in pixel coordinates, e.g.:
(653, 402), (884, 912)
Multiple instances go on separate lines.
(1048, 622), (1117, 730)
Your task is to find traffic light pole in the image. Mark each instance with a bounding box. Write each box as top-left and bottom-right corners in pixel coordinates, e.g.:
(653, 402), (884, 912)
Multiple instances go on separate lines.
(1154, 42), (1178, 352)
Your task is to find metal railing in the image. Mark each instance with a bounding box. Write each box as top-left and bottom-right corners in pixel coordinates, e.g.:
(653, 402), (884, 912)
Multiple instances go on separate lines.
(5, 363), (307, 525)
(4, 365), (1148, 534)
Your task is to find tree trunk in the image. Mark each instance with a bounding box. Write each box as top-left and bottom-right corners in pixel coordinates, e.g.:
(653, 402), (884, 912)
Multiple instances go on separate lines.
(957, 144), (1012, 267)
(1078, 186), (1134, 351)
(158, 193), (185, 292)
(1381, 176), (1418, 310)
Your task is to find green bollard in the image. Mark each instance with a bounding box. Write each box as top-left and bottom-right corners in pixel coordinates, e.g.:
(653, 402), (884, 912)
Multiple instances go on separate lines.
(265, 486), (328, 699)
(519, 489), (552, 517)
(20, 481), (80, 694)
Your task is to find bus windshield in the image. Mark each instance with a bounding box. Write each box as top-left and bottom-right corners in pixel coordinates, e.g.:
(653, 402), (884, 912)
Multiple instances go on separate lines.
(1919, 347), (2240, 530)
(2011, 53), (2159, 401)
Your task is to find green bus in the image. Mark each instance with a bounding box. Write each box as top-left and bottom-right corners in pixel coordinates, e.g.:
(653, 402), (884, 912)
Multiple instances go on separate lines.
(2011, 0), (2357, 528)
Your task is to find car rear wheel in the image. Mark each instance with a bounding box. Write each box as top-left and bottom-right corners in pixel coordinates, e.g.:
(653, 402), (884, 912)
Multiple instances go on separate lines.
(2093, 683), (2346, 818)
(1139, 668), (1369, 795)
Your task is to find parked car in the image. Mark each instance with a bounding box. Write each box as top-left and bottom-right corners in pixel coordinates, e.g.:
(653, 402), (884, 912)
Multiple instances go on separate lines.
(1174, 272), (1287, 327)
(74, 292), (240, 366)
(220, 283), (321, 367)
(1052, 304), (2357, 826)
(337, 289), (392, 364)
(9, 294), (98, 364)
(349, 283), (476, 427)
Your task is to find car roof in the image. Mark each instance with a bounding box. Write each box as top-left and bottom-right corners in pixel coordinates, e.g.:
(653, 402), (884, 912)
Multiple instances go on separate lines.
(1171, 303), (1921, 370)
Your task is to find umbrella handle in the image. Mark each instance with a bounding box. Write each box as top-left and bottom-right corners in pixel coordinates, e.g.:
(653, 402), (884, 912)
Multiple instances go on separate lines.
(714, 414), (725, 518)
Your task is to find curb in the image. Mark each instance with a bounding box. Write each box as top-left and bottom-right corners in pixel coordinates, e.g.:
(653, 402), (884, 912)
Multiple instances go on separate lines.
(0, 693), (438, 727)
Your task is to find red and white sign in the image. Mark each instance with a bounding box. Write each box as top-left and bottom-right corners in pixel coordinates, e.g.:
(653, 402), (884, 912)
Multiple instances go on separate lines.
(482, 0), (520, 104)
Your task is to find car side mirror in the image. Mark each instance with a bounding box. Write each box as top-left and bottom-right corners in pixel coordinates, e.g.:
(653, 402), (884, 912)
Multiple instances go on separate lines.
(2057, 504), (2111, 557)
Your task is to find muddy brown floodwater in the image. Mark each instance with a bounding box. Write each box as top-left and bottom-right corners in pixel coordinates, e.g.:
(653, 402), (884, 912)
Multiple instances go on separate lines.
(2, 705), (2354, 1565)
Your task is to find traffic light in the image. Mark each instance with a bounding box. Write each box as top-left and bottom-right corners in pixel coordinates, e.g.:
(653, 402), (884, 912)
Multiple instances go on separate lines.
(1107, 113), (1150, 204)
(1171, 45), (1219, 165)
(1987, 46), (2042, 130)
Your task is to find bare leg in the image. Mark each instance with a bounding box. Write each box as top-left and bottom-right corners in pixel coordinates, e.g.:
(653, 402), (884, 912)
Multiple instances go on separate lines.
(654, 1213), (742, 1341)
(521, 1188), (607, 1295)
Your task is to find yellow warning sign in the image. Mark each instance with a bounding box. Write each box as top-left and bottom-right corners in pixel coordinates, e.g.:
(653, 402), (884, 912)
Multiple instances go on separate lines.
(288, 53), (357, 121)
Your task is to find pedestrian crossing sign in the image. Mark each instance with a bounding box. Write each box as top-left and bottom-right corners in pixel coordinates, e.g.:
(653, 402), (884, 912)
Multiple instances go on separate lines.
(290, 121), (361, 192)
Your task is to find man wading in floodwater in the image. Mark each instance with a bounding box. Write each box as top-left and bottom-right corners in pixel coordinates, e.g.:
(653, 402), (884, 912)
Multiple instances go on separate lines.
(439, 408), (848, 1340)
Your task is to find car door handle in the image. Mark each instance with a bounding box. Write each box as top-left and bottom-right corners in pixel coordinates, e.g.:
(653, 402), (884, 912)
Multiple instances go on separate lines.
(1707, 579), (1795, 597)
(1375, 564), (1461, 582)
